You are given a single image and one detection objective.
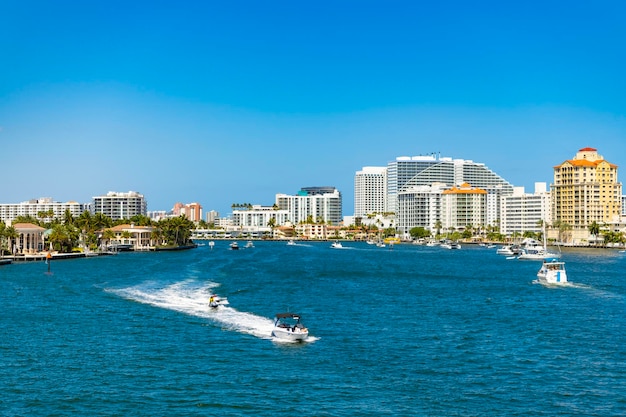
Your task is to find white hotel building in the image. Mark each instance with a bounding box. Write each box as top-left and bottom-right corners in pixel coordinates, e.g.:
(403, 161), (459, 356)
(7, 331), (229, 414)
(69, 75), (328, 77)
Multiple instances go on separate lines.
(396, 183), (445, 239)
(500, 183), (551, 236)
(363, 154), (514, 236)
(0, 197), (88, 224)
(92, 191), (147, 220)
(232, 205), (290, 229)
(354, 166), (387, 217)
(276, 187), (342, 225)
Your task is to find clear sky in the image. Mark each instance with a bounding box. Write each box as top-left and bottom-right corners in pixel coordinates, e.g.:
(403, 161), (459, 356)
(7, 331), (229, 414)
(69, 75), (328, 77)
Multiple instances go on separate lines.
(2, 1), (625, 217)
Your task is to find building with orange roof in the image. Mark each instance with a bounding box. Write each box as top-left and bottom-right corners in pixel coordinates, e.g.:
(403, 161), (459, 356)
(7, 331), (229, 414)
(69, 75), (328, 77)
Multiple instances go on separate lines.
(441, 183), (487, 232)
(550, 147), (622, 244)
(104, 223), (156, 251)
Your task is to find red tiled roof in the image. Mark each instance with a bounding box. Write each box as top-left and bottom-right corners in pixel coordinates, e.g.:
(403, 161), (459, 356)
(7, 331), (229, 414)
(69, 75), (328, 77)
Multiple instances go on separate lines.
(12, 223), (45, 231)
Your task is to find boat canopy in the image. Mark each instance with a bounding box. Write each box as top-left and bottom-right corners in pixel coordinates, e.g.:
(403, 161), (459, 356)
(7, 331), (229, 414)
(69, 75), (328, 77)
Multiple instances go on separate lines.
(275, 313), (301, 320)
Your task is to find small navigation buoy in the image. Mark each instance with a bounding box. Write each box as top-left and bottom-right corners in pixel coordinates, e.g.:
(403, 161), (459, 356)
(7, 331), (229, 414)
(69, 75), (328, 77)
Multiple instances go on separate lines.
(45, 252), (52, 275)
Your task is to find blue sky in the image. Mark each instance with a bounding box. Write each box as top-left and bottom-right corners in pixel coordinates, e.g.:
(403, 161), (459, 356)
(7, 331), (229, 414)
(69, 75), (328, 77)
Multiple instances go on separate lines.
(2, 1), (625, 217)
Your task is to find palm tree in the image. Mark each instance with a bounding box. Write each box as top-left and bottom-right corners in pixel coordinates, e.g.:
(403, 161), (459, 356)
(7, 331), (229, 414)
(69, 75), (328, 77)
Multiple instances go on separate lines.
(588, 221), (601, 245)
(434, 220), (442, 238)
(93, 212), (112, 231)
(0, 222), (8, 254)
(49, 225), (70, 252)
(63, 209), (74, 226)
(101, 229), (116, 249)
(156, 216), (194, 246)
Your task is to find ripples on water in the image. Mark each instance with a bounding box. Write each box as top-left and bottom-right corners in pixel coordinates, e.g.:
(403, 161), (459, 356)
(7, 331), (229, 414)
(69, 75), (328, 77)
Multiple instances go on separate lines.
(1, 242), (625, 416)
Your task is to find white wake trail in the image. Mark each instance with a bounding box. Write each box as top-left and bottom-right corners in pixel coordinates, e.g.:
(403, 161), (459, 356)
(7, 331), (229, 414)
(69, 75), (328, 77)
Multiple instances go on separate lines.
(107, 280), (316, 342)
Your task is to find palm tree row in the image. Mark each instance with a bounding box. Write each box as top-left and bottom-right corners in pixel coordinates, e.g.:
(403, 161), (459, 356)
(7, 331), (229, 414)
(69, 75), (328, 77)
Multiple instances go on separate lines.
(2, 210), (196, 253)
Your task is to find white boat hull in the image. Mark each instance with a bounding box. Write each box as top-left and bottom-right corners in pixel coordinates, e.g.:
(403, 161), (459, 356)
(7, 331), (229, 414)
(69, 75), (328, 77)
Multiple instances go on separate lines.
(537, 261), (568, 284)
(271, 327), (309, 341)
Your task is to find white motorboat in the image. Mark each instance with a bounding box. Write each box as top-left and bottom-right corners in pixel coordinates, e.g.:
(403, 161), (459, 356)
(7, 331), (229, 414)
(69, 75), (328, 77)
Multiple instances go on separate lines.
(245, 241), (254, 248)
(441, 240), (461, 249)
(331, 241), (343, 249)
(229, 241), (239, 250)
(271, 313), (309, 342)
(208, 294), (229, 308)
(537, 258), (568, 284)
(287, 240), (296, 246)
(496, 244), (522, 256)
(496, 245), (514, 255)
(518, 246), (561, 260)
(518, 229), (560, 260)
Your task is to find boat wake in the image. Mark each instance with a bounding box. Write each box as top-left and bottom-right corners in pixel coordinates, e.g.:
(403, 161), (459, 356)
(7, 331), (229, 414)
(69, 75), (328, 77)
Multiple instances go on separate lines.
(107, 280), (317, 343)
(532, 280), (625, 300)
(532, 279), (577, 288)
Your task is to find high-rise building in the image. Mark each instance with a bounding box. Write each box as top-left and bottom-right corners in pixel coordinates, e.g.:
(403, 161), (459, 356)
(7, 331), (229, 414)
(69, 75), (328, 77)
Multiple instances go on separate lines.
(441, 183), (487, 231)
(551, 147), (622, 244)
(354, 166), (387, 217)
(396, 183), (445, 239)
(386, 155), (442, 214)
(386, 155), (513, 219)
(500, 183), (551, 236)
(173, 202), (203, 222)
(232, 205), (290, 228)
(0, 197), (87, 224)
(276, 187), (342, 225)
(92, 191), (147, 220)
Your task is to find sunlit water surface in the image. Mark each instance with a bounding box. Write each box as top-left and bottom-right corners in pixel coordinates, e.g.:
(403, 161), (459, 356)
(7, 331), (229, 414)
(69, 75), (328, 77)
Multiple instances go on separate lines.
(1, 242), (625, 416)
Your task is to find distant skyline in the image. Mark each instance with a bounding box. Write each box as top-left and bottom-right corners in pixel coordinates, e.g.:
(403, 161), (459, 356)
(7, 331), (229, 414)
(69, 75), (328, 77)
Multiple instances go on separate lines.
(2, 1), (625, 216)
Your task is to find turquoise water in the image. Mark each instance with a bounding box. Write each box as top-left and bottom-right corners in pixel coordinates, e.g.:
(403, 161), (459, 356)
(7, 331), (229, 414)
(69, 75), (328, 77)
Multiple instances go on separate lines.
(1, 242), (625, 416)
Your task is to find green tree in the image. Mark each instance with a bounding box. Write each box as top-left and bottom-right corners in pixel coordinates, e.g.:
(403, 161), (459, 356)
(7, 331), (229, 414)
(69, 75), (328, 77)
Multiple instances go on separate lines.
(13, 215), (41, 226)
(49, 224), (80, 253)
(409, 227), (431, 240)
(3, 225), (18, 254)
(588, 221), (601, 245)
(156, 216), (195, 246)
(434, 220), (442, 237)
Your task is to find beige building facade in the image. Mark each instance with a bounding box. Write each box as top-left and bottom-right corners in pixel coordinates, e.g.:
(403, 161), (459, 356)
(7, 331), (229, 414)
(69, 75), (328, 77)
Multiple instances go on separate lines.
(550, 147), (622, 244)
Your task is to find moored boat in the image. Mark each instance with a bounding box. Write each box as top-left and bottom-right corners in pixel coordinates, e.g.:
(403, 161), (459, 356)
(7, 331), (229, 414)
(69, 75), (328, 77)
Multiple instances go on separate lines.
(537, 258), (568, 284)
(229, 242), (239, 250)
(271, 313), (309, 342)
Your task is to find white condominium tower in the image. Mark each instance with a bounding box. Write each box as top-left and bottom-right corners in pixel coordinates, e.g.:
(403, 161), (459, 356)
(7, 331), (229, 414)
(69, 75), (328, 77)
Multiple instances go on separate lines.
(500, 183), (551, 236)
(354, 166), (387, 217)
(276, 186), (342, 225)
(381, 154), (513, 229)
(387, 155), (514, 214)
(0, 197), (88, 224)
(92, 191), (148, 220)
